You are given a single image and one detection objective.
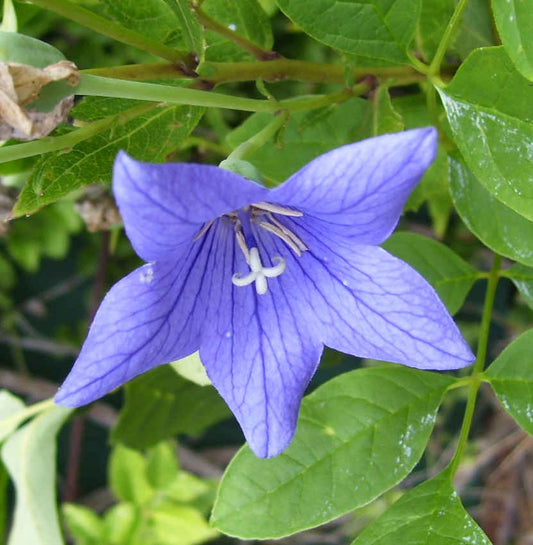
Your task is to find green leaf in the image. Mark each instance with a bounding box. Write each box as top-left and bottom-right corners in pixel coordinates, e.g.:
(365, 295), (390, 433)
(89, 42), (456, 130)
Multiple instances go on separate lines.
(62, 504), (105, 545)
(14, 104), (204, 216)
(416, 0), (454, 62)
(1, 406), (72, 545)
(506, 263), (533, 310)
(382, 232), (477, 315)
(439, 47), (533, 221)
(7, 201), (81, 271)
(485, 329), (533, 435)
(372, 84), (404, 136)
(112, 366), (230, 450)
(102, 503), (139, 545)
(212, 366), (454, 538)
(449, 155), (533, 267)
(226, 98), (371, 184)
(170, 352), (212, 386)
(161, 0), (205, 57)
(110, 444), (155, 505)
(0, 391), (25, 443)
(100, 0), (190, 49)
(146, 503), (218, 545)
(452, 0), (495, 60)
(145, 442), (180, 490)
(275, 0), (420, 64)
(202, 0), (274, 62)
(352, 471), (491, 545)
(492, 0), (533, 80)
(0, 31), (65, 66)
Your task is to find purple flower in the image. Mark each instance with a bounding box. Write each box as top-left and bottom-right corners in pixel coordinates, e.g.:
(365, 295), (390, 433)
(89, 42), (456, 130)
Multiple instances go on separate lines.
(55, 128), (474, 458)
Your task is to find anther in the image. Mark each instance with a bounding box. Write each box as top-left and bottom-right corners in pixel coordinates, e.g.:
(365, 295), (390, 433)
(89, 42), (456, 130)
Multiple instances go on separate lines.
(252, 202), (303, 217)
(232, 247), (286, 295)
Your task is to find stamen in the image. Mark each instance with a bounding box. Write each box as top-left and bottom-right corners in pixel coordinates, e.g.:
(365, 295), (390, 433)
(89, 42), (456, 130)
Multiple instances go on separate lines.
(263, 212), (308, 252)
(252, 202), (303, 217)
(257, 221), (305, 256)
(193, 219), (214, 241)
(232, 247), (285, 295)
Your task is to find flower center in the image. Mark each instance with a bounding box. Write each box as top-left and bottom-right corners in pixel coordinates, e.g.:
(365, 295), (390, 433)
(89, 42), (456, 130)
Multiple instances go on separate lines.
(194, 202), (307, 295)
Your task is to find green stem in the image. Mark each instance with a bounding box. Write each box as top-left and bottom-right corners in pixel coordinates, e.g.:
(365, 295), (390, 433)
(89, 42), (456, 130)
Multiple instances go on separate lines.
(82, 59), (423, 85)
(77, 74), (279, 112)
(448, 253), (502, 476)
(194, 6), (278, 61)
(429, 0), (470, 75)
(22, 0), (194, 67)
(0, 102), (154, 165)
(0, 398), (55, 437)
(227, 111), (289, 161)
(77, 74), (370, 113)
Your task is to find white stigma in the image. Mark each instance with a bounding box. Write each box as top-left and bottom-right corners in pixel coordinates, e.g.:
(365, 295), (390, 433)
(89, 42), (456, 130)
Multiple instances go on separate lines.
(232, 247), (285, 295)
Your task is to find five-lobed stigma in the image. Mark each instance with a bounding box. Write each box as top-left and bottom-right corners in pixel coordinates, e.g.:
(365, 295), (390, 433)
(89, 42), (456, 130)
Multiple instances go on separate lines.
(195, 202), (307, 295)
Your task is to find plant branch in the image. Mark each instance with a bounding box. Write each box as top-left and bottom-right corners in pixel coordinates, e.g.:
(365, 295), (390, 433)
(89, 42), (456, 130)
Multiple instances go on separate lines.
(193, 5), (279, 61)
(448, 253), (502, 477)
(429, 0), (471, 75)
(0, 79), (369, 167)
(21, 0), (195, 68)
(82, 59), (423, 86)
(226, 110), (289, 162)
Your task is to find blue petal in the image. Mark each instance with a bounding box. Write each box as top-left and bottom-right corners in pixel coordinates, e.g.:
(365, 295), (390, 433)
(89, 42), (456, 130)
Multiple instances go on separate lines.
(270, 128), (437, 244)
(55, 231), (219, 407)
(270, 215), (474, 370)
(198, 221), (323, 458)
(113, 152), (269, 262)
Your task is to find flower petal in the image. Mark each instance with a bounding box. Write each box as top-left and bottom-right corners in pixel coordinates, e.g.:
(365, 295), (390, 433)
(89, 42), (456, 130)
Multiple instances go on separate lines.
(55, 232), (219, 407)
(275, 215), (474, 370)
(270, 128), (437, 244)
(198, 221), (323, 458)
(113, 152), (269, 262)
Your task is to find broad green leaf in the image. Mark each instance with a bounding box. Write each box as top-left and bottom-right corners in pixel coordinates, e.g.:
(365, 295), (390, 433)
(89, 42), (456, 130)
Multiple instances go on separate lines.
(383, 232), (477, 315)
(485, 329), (533, 435)
(171, 352), (212, 386)
(103, 503), (139, 545)
(62, 504), (105, 545)
(275, 0), (420, 64)
(506, 263), (533, 310)
(0, 31), (65, 66)
(161, 0), (205, 57)
(1, 406), (72, 545)
(352, 471), (491, 545)
(439, 47), (533, 221)
(14, 104), (204, 216)
(100, 0), (188, 48)
(212, 366), (454, 538)
(416, 0), (454, 62)
(112, 366), (230, 450)
(0, 391), (25, 442)
(146, 502), (218, 545)
(226, 98), (371, 184)
(110, 444), (154, 505)
(492, 0), (533, 80)
(449, 156), (533, 267)
(452, 0), (495, 60)
(372, 84), (404, 136)
(202, 0), (273, 62)
(145, 442), (180, 490)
